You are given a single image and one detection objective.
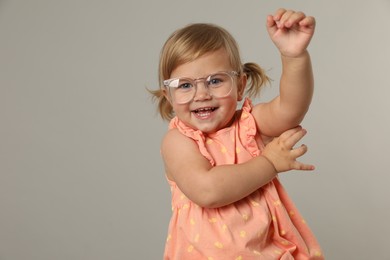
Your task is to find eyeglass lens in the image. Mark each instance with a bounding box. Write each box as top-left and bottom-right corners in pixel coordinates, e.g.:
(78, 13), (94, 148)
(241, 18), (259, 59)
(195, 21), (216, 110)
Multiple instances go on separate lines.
(169, 72), (234, 104)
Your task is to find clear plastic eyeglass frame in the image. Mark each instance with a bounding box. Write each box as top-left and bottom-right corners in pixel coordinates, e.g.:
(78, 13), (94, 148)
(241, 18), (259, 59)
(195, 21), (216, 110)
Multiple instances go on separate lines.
(163, 71), (238, 104)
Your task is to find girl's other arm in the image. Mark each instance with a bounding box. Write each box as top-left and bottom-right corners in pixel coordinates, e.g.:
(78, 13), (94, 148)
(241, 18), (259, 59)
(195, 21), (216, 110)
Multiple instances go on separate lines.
(161, 126), (313, 208)
(252, 9), (316, 137)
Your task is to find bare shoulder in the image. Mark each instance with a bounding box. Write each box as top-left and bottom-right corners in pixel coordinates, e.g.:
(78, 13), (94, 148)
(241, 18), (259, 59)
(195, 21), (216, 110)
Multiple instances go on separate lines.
(251, 102), (267, 120)
(251, 102), (268, 132)
(251, 102), (276, 142)
(251, 98), (285, 138)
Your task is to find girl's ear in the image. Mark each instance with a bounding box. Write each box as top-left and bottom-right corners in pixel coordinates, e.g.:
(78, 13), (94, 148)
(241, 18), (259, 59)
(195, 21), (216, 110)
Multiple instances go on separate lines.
(237, 74), (247, 101)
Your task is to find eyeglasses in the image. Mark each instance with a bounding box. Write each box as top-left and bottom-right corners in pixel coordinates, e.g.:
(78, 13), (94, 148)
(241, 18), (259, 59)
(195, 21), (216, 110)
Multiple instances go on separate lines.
(163, 71), (238, 104)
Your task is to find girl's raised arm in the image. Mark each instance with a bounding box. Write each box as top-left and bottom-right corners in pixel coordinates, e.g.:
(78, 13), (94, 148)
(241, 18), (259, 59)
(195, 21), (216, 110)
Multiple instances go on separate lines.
(252, 9), (316, 137)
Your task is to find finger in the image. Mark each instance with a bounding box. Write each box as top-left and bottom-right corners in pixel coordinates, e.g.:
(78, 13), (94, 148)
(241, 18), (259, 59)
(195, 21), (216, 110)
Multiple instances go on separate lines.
(284, 11), (306, 28)
(292, 161), (315, 171)
(278, 10), (295, 28)
(301, 16), (316, 26)
(273, 8), (287, 21)
(278, 126), (303, 141)
(266, 15), (277, 34)
(272, 8), (290, 29)
(283, 129), (307, 149)
(290, 144), (308, 158)
(299, 16), (316, 28)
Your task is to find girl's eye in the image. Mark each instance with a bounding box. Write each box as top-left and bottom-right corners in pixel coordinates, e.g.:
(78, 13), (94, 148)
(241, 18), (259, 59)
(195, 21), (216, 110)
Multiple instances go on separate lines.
(208, 77), (223, 86)
(178, 82), (193, 90)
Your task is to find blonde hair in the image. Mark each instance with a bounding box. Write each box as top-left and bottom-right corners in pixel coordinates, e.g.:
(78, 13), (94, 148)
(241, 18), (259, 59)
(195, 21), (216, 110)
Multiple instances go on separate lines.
(150, 23), (270, 121)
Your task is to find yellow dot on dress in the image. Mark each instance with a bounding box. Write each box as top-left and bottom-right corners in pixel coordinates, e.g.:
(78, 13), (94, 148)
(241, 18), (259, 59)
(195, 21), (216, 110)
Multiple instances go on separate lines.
(274, 249), (282, 255)
(253, 250), (262, 256)
(235, 256), (243, 260)
(190, 218), (196, 225)
(274, 200), (281, 206)
(314, 251), (322, 257)
(166, 234), (171, 242)
(206, 138), (213, 144)
(222, 224), (228, 231)
(187, 245), (194, 252)
(207, 257), (214, 260)
(214, 241), (224, 249)
(221, 146), (227, 153)
(236, 147), (241, 153)
(194, 233), (200, 243)
(280, 230), (286, 235)
(209, 218), (217, 223)
(239, 230), (246, 238)
(242, 112), (249, 119)
(250, 200), (259, 206)
(242, 214), (249, 221)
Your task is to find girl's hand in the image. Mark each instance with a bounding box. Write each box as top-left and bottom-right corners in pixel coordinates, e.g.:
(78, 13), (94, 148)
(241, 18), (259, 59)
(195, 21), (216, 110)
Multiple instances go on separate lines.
(266, 8), (316, 58)
(262, 126), (315, 173)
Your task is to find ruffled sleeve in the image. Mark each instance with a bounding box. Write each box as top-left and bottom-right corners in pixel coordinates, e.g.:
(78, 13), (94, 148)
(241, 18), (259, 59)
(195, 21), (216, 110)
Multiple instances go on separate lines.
(237, 98), (264, 157)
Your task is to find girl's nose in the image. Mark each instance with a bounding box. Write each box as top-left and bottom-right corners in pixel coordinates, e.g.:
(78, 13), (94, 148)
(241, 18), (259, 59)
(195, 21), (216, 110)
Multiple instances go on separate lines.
(193, 81), (211, 101)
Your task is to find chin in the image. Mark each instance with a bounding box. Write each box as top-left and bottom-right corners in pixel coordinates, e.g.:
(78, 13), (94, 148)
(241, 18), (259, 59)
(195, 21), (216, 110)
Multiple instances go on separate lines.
(196, 123), (224, 134)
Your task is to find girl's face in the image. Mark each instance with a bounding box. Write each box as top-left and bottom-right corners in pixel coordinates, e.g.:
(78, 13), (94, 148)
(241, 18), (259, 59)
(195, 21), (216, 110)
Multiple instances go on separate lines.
(165, 48), (246, 134)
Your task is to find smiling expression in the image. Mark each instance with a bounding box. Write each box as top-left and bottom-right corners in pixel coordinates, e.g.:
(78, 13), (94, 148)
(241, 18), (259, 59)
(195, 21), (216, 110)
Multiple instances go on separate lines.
(165, 48), (246, 134)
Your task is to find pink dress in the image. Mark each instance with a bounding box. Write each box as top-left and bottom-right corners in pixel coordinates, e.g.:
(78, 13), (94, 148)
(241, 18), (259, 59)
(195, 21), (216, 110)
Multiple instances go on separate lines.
(164, 99), (323, 260)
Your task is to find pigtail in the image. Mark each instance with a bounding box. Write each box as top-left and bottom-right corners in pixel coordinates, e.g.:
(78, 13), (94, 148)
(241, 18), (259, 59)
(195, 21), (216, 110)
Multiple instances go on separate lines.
(242, 62), (271, 98)
(148, 88), (174, 121)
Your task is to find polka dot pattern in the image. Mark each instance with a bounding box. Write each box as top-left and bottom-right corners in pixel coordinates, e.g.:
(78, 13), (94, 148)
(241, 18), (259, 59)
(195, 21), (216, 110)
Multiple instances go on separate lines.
(164, 98), (323, 259)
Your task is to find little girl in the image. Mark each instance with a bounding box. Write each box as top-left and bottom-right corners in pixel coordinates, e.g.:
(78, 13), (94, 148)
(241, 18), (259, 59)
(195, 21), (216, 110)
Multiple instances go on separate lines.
(151, 8), (323, 259)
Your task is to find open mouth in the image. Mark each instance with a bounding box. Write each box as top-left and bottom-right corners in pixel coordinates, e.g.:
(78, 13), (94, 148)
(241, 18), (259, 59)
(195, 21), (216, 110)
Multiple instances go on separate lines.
(192, 107), (217, 118)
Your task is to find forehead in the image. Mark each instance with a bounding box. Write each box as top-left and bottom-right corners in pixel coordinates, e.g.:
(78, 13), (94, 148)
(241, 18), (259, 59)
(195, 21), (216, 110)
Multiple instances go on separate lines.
(170, 48), (232, 79)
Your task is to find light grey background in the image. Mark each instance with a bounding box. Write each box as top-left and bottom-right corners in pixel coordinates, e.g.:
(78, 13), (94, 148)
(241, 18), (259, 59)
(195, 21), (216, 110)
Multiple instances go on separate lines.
(1, 0), (389, 259)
